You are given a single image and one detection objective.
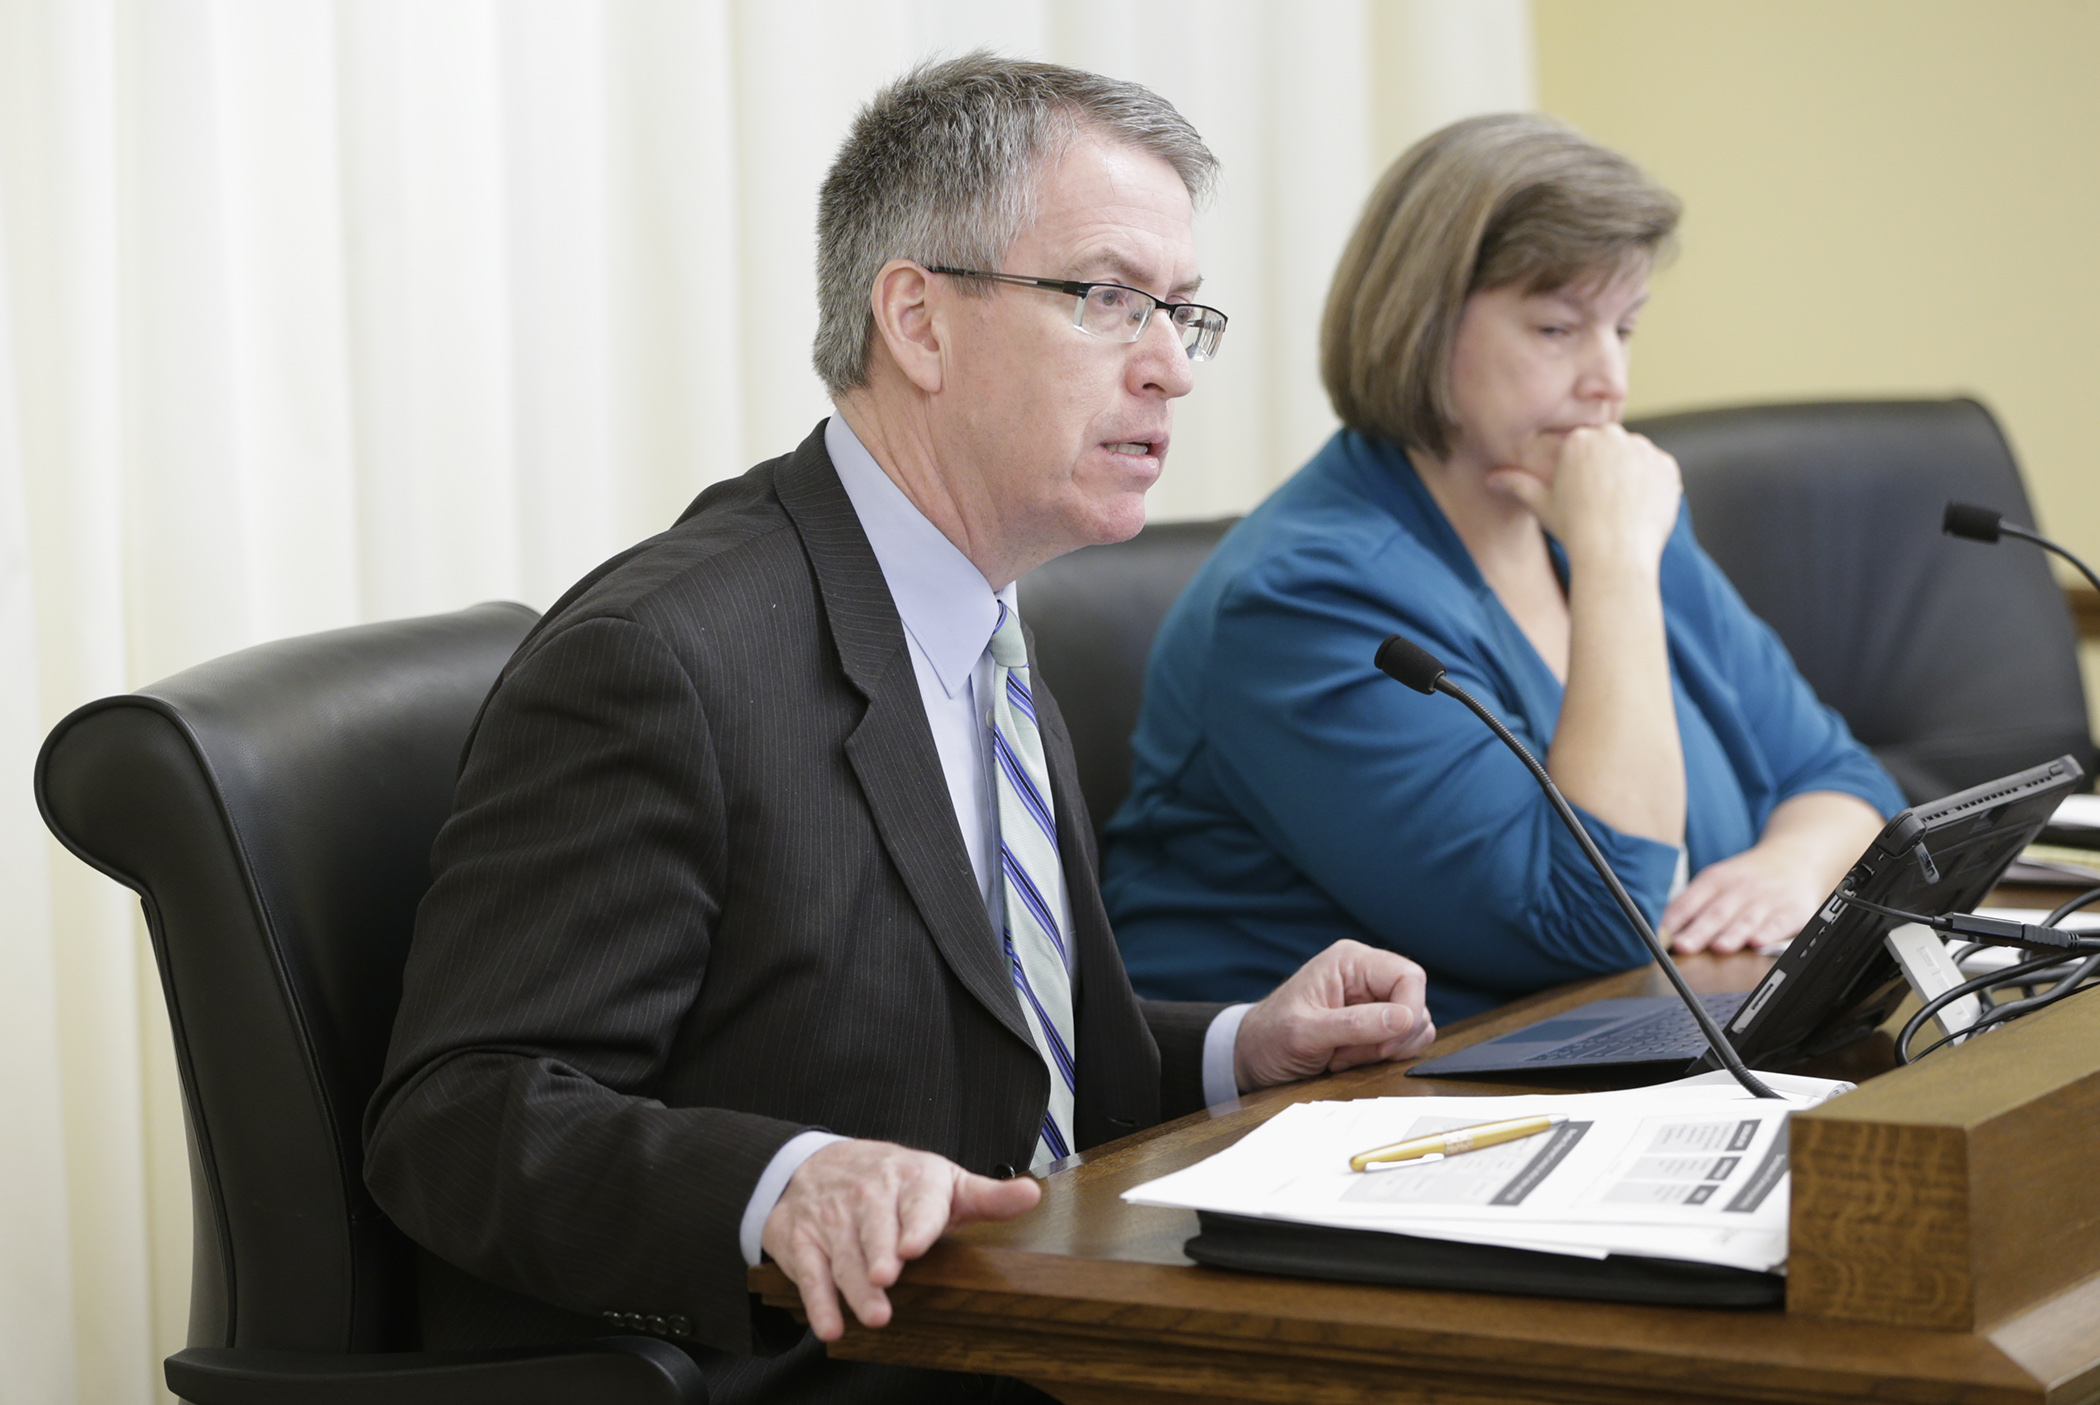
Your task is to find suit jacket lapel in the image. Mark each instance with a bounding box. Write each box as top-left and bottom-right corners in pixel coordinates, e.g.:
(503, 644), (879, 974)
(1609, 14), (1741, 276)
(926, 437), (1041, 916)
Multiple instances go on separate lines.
(773, 423), (1036, 1054)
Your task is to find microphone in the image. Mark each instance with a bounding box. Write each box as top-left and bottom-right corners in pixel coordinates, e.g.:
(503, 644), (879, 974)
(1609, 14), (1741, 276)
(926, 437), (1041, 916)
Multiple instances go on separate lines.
(1374, 634), (1782, 1100)
(1943, 500), (2100, 597)
(1940, 501), (2004, 544)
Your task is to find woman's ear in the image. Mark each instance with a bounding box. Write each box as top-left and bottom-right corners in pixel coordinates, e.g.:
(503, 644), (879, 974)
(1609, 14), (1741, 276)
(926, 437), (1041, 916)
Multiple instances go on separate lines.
(868, 259), (943, 394)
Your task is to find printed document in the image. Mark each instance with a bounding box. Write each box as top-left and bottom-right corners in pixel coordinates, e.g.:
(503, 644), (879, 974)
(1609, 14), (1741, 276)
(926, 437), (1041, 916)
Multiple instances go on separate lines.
(1123, 1071), (1851, 1273)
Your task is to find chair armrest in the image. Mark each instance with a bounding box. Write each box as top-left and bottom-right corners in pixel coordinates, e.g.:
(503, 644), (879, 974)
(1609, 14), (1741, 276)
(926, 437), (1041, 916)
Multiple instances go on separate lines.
(165, 1337), (707, 1405)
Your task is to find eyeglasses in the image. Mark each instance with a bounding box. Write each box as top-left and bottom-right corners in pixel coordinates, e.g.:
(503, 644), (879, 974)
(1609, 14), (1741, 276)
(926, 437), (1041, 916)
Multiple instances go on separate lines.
(924, 265), (1228, 362)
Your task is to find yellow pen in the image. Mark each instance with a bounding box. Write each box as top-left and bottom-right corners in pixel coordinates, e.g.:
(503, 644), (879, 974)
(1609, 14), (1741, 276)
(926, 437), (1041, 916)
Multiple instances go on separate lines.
(1349, 1113), (1567, 1172)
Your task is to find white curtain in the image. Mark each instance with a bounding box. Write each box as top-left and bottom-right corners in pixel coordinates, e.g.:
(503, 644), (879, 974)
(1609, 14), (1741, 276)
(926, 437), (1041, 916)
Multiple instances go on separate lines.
(0, 2), (1530, 1399)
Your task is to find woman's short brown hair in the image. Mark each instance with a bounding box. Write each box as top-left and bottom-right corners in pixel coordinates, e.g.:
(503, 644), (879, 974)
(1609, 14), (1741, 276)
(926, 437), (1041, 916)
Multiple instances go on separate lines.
(1320, 114), (1680, 459)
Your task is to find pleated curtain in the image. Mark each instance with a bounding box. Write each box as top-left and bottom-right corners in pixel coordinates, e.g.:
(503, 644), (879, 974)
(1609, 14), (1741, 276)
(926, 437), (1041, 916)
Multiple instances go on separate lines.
(0, 1), (1531, 1399)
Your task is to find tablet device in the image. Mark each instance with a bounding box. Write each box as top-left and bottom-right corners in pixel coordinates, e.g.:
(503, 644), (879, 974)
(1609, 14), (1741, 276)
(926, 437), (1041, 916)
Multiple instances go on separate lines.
(1408, 755), (2084, 1079)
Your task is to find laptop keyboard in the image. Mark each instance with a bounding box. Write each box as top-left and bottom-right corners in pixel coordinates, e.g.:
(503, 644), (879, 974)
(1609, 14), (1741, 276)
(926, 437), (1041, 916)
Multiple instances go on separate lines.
(1526, 992), (1750, 1063)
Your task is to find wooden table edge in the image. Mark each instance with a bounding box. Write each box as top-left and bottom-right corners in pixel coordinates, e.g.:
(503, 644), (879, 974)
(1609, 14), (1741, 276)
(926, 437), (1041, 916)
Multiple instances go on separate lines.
(744, 957), (2100, 1403)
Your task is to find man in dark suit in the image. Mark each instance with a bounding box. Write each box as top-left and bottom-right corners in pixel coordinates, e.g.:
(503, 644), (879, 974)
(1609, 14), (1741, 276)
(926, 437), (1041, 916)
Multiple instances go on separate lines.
(365, 55), (1434, 1401)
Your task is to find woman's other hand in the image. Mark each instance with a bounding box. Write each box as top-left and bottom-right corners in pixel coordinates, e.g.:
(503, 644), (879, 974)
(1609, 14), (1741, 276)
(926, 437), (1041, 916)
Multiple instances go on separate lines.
(1484, 424), (1682, 570)
(1662, 791), (1887, 954)
(1659, 845), (1822, 954)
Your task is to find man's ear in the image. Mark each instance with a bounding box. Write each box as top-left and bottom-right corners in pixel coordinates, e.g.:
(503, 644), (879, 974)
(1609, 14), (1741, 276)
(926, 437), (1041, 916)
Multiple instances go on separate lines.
(868, 259), (944, 394)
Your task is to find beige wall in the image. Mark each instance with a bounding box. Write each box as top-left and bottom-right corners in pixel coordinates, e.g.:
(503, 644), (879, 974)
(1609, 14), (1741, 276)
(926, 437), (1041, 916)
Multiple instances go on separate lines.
(1531, 0), (2100, 563)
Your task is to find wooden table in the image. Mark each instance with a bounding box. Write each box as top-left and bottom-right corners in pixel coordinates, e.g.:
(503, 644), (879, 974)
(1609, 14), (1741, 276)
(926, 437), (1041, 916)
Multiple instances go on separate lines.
(751, 950), (2100, 1403)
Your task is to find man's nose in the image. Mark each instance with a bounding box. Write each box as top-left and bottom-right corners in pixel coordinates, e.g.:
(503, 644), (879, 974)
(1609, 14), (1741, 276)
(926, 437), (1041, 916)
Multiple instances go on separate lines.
(1131, 311), (1196, 398)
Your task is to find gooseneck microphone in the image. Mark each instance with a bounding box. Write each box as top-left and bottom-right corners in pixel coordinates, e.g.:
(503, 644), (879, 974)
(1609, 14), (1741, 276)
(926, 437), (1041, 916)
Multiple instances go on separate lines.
(1943, 501), (2100, 598)
(1373, 634), (1782, 1100)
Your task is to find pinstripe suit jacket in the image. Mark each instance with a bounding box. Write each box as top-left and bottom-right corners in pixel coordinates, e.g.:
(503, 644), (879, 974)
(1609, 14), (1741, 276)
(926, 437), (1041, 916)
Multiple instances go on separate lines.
(364, 422), (1220, 1378)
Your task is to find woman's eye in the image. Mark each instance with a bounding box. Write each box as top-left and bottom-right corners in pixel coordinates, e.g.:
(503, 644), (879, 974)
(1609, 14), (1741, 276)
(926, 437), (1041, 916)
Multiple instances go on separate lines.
(1538, 324), (1571, 339)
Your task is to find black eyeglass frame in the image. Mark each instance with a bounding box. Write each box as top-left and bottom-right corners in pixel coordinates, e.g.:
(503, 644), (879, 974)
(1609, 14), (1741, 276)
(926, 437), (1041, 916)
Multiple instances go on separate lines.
(922, 264), (1227, 361)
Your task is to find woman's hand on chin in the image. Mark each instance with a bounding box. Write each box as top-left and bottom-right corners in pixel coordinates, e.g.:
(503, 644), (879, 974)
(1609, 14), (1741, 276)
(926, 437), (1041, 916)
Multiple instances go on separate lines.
(1484, 424), (1681, 570)
(1659, 845), (1823, 955)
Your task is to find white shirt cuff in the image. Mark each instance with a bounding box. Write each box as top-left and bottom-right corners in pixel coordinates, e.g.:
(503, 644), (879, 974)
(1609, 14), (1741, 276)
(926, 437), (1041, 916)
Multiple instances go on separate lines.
(739, 1130), (848, 1267)
(1201, 1003), (1255, 1107)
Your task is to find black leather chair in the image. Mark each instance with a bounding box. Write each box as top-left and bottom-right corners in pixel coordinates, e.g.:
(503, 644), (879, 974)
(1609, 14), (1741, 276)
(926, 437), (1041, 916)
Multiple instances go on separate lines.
(35, 603), (707, 1405)
(1021, 517), (1236, 841)
(1637, 397), (2095, 802)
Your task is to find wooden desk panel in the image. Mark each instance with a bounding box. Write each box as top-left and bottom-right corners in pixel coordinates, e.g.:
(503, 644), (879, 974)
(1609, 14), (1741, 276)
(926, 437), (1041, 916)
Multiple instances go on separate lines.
(1789, 990), (2100, 1332)
(750, 956), (2100, 1403)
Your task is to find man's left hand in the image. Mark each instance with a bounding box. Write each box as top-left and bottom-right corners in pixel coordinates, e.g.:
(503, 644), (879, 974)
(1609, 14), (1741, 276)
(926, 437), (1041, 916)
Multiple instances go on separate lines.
(1234, 939), (1436, 1090)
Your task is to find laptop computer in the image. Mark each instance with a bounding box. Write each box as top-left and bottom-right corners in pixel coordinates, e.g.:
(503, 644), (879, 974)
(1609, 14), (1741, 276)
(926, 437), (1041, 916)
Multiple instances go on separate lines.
(1408, 754), (2084, 1080)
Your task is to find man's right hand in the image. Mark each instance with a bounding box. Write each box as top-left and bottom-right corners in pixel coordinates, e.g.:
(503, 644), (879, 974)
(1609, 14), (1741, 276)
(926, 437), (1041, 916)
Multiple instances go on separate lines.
(760, 1139), (1041, 1341)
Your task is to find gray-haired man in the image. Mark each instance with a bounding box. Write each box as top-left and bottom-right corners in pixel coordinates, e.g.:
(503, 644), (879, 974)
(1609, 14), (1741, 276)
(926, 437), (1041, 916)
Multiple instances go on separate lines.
(367, 55), (1433, 1402)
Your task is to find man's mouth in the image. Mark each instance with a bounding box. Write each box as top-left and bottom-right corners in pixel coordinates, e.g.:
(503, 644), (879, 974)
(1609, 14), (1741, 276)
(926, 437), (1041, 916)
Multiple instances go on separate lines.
(1106, 441), (1159, 457)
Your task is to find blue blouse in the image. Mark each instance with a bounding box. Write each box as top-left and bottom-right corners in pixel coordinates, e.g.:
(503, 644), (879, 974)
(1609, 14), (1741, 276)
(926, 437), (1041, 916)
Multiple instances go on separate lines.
(1101, 430), (1904, 1025)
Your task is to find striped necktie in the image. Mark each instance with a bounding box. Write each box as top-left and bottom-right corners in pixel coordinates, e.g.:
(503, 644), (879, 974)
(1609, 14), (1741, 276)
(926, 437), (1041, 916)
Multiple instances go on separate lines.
(987, 602), (1077, 1168)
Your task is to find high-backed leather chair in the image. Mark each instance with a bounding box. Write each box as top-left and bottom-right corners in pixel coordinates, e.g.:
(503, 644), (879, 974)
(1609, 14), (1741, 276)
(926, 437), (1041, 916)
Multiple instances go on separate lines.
(1020, 518), (1236, 842)
(35, 603), (707, 1405)
(1637, 397), (2095, 802)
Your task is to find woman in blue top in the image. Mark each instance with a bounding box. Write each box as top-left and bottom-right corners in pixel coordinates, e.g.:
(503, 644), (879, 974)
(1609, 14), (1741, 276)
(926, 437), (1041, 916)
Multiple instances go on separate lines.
(1102, 115), (1905, 1026)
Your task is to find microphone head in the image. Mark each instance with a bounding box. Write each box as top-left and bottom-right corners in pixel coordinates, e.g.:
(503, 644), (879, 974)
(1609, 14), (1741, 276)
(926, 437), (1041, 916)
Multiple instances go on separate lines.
(1375, 634), (1446, 694)
(1943, 501), (2004, 543)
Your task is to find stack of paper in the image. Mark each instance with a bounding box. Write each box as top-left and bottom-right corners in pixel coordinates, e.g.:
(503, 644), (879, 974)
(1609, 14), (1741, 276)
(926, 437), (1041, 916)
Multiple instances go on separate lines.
(2044, 792), (2100, 840)
(2009, 792), (2100, 882)
(1124, 1071), (1851, 1274)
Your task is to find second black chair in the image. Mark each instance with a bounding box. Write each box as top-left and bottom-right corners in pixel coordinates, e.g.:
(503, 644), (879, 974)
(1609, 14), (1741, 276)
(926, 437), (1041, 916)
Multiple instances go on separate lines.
(1020, 517), (1237, 842)
(36, 603), (707, 1405)
(1641, 396), (2094, 802)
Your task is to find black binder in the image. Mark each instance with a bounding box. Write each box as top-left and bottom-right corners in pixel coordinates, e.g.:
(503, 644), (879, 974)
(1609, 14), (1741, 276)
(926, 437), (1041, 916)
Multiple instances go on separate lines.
(1185, 1211), (1785, 1308)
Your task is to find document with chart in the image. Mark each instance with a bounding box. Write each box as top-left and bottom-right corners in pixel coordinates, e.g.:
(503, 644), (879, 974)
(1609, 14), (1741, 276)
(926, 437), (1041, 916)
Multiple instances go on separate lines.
(1124, 1071), (1851, 1272)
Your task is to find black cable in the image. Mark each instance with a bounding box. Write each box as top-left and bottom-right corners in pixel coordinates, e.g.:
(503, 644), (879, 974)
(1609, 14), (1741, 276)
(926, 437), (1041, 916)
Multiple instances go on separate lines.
(1854, 882), (2100, 1061)
(1847, 882), (2100, 936)
(2001, 522), (2100, 599)
(1855, 878), (2100, 1062)
(1901, 955), (2100, 1061)
(1974, 955), (2100, 1026)
(1828, 891), (2100, 954)
(1903, 945), (2086, 1047)
(1910, 955), (2060, 1033)
(1834, 894), (1941, 927)
(2042, 883), (2100, 927)
(1896, 950), (2100, 1062)
(1942, 887), (2100, 980)
(1897, 953), (2062, 1062)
